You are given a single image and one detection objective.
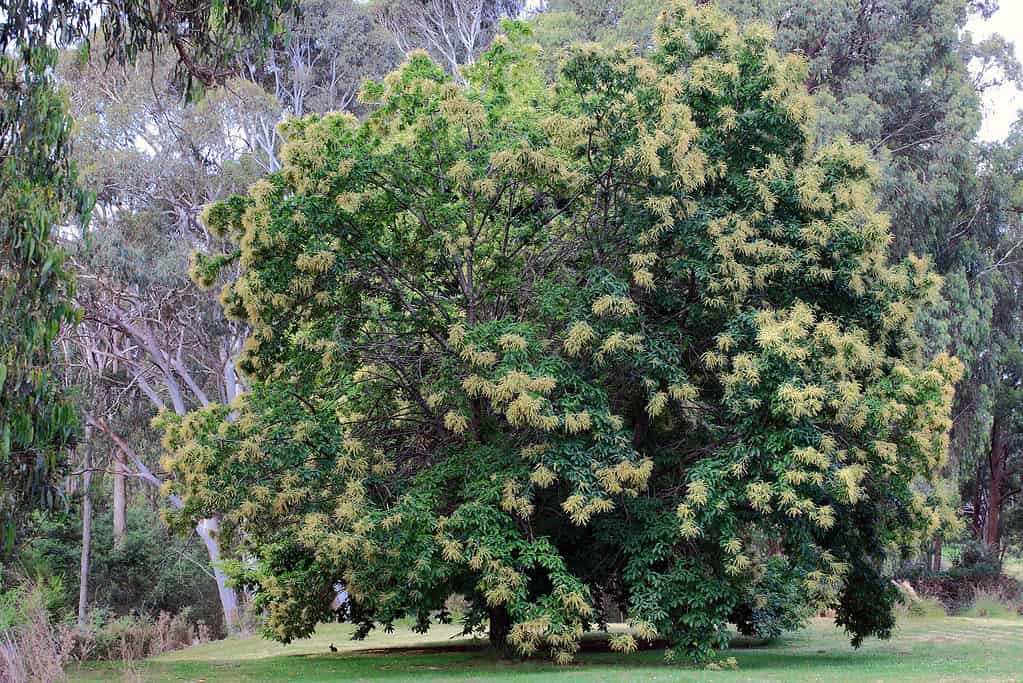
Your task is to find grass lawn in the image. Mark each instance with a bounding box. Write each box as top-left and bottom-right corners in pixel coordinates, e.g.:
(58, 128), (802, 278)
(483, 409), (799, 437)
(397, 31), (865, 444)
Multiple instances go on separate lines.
(70, 616), (1023, 682)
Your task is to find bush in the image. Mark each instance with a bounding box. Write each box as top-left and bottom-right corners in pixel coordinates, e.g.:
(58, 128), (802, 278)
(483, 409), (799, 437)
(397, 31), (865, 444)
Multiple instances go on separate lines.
(954, 541), (1001, 577)
(72, 610), (209, 662)
(893, 582), (946, 619)
(15, 504), (224, 635)
(0, 580), (75, 683)
(961, 588), (1019, 619)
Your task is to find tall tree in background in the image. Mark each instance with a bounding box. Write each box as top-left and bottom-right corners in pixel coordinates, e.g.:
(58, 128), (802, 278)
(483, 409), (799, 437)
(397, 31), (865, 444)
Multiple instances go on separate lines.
(376, 0), (526, 79)
(0, 0), (297, 547)
(0, 21), (89, 552)
(955, 122), (1023, 555)
(167, 5), (960, 662)
(253, 0), (401, 119)
(56, 51), (284, 630)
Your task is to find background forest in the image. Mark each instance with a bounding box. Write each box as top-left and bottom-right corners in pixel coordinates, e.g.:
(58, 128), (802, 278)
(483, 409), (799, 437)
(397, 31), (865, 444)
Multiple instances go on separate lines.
(3, 0), (1023, 677)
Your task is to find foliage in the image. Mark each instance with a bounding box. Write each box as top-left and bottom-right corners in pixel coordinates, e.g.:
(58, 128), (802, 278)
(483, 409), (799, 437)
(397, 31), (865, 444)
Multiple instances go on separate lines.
(13, 505), (224, 633)
(0, 42), (86, 551)
(1, 0), (296, 555)
(0, 578), (76, 682)
(74, 610), (208, 662)
(900, 595), (946, 619)
(956, 539), (1002, 574)
(529, 0), (1023, 560)
(165, 2), (961, 663)
(3, 0), (299, 92)
(255, 0), (402, 118)
(375, 0), (525, 79)
(961, 587), (1019, 619)
(728, 557), (813, 640)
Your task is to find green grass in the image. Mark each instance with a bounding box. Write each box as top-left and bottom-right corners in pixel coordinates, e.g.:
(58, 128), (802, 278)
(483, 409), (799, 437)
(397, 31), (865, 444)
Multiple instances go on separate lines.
(70, 616), (1023, 682)
(1003, 556), (1023, 582)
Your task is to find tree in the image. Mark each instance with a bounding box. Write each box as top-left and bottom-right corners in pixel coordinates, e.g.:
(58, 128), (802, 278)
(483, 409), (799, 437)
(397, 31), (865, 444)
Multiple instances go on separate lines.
(376, 0), (525, 80)
(166, 3), (961, 662)
(0, 43), (85, 550)
(56, 51), (272, 631)
(531, 0), (1023, 574)
(0, 0), (297, 551)
(952, 121), (1023, 556)
(251, 0), (401, 119)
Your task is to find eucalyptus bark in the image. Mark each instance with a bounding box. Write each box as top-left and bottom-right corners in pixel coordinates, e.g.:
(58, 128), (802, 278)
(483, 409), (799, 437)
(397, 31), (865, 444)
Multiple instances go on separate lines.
(112, 448), (127, 544)
(984, 414), (1008, 554)
(197, 517), (239, 632)
(78, 445), (93, 626)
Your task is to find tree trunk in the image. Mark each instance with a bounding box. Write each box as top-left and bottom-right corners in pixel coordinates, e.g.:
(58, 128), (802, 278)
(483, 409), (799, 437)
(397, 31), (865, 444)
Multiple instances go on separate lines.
(78, 446), (93, 627)
(197, 517), (239, 633)
(985, 414), (1008, 554)
(932, 534), (942, 573)
(488, 605), (511, 655)
(972, 459), (985, 540)
(112, 448), (127, 544)
(86, 414), (242, 633)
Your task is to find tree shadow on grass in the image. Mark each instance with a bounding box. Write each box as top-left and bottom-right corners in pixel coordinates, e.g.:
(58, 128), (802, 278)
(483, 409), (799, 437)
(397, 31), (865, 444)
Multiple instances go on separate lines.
(290, 631), (909, 680)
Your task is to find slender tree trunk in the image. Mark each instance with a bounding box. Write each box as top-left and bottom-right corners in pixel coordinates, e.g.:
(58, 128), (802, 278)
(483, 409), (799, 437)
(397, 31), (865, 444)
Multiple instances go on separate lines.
(112, 448), (127, 544)
(972, 459), (985, 540)
(197, 517), (239, 633)
(932, 534), (942, 573)
(86, 414), (242, 634)
(984, 414), (1008, 554)
(78, 446), (93, 627)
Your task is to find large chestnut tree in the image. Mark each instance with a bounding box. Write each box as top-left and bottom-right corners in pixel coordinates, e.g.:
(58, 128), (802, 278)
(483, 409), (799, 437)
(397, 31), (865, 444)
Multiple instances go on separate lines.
(163, 1), (961, 662)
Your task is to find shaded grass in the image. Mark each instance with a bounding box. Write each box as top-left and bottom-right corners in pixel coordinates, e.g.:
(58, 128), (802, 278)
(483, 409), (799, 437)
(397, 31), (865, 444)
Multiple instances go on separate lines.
(70, 616), (1023, 682)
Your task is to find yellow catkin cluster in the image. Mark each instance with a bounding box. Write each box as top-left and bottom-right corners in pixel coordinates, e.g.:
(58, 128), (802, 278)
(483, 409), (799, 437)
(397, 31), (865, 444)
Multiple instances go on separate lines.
(561, 494), (615, 526)
(595, 458), (654, 496)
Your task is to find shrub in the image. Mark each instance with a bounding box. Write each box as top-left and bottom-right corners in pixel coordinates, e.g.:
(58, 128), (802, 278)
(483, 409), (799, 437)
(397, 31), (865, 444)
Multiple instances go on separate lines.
(954, 541), (1000, 577)
(961, 588), (1019, 619)
(0, 580), (75, 683)
(76, 610), (206, 661)
(15, 504), (224, 635)
(893, 582), (946, 619)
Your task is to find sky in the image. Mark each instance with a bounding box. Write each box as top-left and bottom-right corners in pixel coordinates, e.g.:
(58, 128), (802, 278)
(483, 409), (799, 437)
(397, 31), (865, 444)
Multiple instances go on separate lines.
(969, 2), (1023, 141)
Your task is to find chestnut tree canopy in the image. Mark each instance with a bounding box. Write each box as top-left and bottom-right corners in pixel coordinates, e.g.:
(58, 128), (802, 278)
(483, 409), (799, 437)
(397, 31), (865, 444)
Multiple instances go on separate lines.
(163, 1), (962, 662)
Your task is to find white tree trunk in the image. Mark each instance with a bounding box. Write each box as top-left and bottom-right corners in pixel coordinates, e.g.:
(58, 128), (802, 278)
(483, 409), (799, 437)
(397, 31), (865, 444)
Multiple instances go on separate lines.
(112, 448), (127, 544)
(196, 517), (239, 633)
(85, 414), (242, 634)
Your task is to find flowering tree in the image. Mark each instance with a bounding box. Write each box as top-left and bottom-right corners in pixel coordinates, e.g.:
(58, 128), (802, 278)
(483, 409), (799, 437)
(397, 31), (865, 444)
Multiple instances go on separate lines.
(164, 2), (961, 662)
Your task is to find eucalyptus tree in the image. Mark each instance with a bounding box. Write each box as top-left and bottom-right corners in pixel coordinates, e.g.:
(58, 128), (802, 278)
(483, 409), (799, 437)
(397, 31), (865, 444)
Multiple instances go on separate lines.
(0, 0), (297, 548)
(57, 52), (277, 630)
(376, 0), (526, 80)
(1, 14), (88, 550)
(252, 0), (402, 119)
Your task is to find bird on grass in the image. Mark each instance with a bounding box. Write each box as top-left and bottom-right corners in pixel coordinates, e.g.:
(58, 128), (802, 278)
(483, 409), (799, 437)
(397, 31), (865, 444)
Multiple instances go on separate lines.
(329, 643), (338, 653)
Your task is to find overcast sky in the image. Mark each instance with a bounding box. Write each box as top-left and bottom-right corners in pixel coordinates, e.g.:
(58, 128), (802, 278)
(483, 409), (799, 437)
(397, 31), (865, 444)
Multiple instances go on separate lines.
(969, 2), (1023, 141)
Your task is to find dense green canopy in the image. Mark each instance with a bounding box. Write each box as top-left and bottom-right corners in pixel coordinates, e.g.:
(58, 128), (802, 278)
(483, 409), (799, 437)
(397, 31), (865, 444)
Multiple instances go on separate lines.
(164, 2), (961, 662)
